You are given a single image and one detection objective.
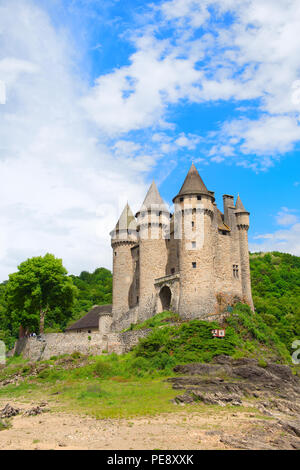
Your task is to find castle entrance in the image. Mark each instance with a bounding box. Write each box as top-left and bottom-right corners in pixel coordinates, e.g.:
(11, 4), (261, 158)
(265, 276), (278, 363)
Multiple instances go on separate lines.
(159, 286), (172, 311)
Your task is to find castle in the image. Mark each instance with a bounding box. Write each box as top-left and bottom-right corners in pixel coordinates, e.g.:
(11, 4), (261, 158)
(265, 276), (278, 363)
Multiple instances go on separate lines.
(14, 164), (255, 360)
(110, 163), (254, 331)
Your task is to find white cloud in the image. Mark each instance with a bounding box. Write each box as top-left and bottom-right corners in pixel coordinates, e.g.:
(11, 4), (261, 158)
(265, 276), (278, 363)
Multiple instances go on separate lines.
(250, 223), (300, 256)
(1, 0), (300, 280)
(81, 0), (300, 167)
(275, 207), (298, 226)
(81, 33), (202, 135)
(0, 0), (151, 281)
(250, 206), (299, 254)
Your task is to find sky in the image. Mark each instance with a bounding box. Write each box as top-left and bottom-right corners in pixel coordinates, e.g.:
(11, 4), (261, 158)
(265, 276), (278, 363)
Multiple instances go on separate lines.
(0, 0), (299, 281)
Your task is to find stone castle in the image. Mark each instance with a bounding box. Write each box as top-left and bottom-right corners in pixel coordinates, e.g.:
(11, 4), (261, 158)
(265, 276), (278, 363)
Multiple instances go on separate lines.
(110, 163), (254, 331)
(14, 163), (254, 360)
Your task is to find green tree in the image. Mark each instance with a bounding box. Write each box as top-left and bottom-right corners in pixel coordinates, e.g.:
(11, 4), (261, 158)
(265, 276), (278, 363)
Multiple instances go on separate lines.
(5, 254), (77, 334)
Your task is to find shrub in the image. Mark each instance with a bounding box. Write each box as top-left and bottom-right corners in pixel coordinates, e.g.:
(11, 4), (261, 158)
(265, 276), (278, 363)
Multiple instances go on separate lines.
(93, 360), (113, 378)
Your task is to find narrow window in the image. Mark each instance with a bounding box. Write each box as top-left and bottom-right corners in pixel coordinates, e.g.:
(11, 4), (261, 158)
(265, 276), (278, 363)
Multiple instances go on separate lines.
(114, 251), (117, 256)
(180, 197), (184, 202)
(192, 262), (197, 269)
(137, 296), (139, 303)
(197, 195), (201, 200)
(233, 264), (239, 278)
(192, 241), (196, 249)
(192, 221), (195, 227)
(171, 268), (175, 274)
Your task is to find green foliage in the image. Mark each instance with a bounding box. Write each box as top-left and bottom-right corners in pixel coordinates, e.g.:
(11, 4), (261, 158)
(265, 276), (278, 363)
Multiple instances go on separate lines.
(124, 311), (180, 331)
(0, 264), (112, 347)
(250, 252), (300, 352)
(0, 250), (299, 363)
(69, 268), (112, 325)
(5, 254), (77, 335)
(133, 319), (240, 365)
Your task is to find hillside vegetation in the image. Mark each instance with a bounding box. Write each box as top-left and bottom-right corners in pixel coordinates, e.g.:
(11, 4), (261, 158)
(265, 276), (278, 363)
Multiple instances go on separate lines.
(0, 267), (112, 348)
(250, 252), (300, 352)
(0, 251), (299, 360)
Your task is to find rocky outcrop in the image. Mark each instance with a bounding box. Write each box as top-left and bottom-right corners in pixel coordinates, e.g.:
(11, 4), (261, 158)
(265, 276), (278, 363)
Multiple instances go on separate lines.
(169, 356), (300, 450)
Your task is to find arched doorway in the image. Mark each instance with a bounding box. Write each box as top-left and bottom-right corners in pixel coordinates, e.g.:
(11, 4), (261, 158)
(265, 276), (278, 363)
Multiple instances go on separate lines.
(159, 286), (172, 311)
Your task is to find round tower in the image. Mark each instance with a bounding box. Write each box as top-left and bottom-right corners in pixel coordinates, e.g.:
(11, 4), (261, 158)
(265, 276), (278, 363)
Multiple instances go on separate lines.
(235, 195), (254, 310)
(110, 203), (137, 322)
(173, 164), (216, 319)
(136, 181), (170, 321)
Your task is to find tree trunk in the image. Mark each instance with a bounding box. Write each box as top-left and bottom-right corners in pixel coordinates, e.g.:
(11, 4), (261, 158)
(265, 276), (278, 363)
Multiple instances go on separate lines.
(39, 309), (46, 334)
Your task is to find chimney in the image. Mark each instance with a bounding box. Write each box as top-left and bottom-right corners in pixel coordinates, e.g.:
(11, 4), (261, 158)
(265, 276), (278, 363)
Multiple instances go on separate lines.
(223, 195), (234, 226)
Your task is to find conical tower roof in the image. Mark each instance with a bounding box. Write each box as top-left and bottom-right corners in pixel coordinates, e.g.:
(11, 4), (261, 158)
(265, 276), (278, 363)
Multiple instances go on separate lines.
(235, 194), (247, 213)
(111, 203), (137, 236)
(173, 163), (210, 201)
(137, 181), (169, 214)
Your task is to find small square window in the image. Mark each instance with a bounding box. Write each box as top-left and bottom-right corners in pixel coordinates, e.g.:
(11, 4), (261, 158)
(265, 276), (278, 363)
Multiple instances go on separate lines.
(180, 197), (184, 202)
(197, 195), (201, 200)
(192, 262), (197, 268)
(171, 268), (175, 274)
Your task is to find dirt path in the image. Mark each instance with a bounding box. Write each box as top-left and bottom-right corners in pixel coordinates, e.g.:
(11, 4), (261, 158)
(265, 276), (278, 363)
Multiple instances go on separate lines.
(0, 399), (274, 450)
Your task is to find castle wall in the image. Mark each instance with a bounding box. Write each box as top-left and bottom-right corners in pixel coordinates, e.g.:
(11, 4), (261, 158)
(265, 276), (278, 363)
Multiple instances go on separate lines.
(13, 328), (152, 361)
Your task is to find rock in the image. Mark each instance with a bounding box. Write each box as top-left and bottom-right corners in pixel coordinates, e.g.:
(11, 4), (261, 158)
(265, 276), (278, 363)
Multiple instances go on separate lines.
(0, 404), (20, 418)
(280, 419), (300, 438)
(232, 364), (275, 382)
(24, 406), (44, 416)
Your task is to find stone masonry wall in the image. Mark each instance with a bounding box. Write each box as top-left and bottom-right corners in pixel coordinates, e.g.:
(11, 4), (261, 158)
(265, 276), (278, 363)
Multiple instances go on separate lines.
(13, 328), (151, 361)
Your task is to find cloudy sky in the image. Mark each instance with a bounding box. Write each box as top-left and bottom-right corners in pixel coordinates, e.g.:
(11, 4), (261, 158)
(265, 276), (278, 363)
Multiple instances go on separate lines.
(0, 0), (299, 281)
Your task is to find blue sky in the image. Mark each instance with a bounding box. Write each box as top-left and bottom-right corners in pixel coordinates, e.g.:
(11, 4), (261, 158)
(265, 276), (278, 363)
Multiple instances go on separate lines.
(0, 0), (299, 280)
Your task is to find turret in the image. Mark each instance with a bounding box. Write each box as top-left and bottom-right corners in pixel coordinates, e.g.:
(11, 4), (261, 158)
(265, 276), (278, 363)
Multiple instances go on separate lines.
(136, 181), (170, 320)
(234, 194), (250, 229)
(110, 204), (138, 320)
(173, 163), (216, 319)
(234, 195), (254, 310)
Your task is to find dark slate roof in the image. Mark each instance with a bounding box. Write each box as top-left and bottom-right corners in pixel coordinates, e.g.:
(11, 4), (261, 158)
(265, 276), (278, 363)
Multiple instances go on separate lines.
(173, 163), (210, 201)
(66, 305), (112, 331)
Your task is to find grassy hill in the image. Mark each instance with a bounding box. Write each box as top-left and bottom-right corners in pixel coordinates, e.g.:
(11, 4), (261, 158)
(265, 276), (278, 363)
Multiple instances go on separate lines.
(0, 251), (299, 361)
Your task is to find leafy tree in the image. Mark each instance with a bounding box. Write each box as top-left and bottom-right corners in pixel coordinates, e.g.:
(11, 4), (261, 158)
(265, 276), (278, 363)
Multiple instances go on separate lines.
(5, 254), (77, 334)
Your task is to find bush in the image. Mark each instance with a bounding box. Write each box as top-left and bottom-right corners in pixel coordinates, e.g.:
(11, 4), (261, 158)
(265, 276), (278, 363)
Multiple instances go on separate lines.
(93, 360), (113, 378)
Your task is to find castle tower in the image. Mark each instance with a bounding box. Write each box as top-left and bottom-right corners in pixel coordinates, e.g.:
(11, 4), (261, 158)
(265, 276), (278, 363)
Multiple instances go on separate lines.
(235, 195), (254, 310)
(136, 181), (170, 321)
(110, 203), (138, 321)
(173, 164), (216, 318)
